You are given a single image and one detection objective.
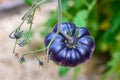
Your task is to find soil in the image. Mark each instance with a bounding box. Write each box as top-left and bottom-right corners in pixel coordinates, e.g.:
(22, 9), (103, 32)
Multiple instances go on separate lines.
(0, 1), (107, 80)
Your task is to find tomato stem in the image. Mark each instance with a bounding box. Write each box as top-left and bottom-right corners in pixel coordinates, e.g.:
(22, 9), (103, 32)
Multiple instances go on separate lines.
(13, 39), (18, 53)
(22, 48), (46, 56)
(57, 0), (73, 44)
(45, 0), (73, 61)
(10, 0), (46, 53)
(25, 9), (36, 41)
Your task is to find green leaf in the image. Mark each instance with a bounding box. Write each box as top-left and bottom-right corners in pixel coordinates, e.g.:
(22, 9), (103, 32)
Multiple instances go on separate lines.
(74, 0), (83, 9)
(61, 0), (69, 11)
(58, 67), (70, 76)
(24, 0), (34, 6)
(103, 51), (120, 80)
(104, 16), (120, 43)
(62, 17), (69, 22)
(45, 11), (57, 27)
(72, 66), (81, 80)
(108, 52), (120, 75)
(74, 10), (88, 27)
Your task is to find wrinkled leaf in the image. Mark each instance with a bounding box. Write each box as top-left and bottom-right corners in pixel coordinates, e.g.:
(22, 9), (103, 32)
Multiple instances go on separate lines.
(74, 10), (88, 27)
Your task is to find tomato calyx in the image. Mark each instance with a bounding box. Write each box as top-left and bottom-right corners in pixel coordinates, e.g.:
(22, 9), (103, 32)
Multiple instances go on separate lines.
(65, 36), (79, 49)
(63, 30), (80, 49)
(59, 29), (73, 44)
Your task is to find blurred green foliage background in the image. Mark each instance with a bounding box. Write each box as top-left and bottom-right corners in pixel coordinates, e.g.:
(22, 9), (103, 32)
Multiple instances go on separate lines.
(25, 0), (120, 80)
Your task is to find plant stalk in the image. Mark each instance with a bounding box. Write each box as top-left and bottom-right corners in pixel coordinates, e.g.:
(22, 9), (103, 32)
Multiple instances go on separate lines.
(57, 0), (73, 44)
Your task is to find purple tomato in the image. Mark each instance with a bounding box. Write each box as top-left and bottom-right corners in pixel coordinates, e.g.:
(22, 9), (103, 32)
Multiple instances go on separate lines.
(44, 22), (95, 67)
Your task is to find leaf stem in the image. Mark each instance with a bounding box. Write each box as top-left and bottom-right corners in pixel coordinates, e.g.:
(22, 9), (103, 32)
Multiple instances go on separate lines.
(33, 54), (40, 62)
(88, 0), (96, 14)
(82, 0), (90, 8)
(82, 0), (97, 14)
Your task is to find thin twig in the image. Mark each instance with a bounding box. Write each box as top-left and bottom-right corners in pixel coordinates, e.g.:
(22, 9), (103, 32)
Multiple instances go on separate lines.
(22, 48), (46, 56)
(25, 9), (36, 40)
(13, 39), (18, 53)
(10, 0), (47, 53)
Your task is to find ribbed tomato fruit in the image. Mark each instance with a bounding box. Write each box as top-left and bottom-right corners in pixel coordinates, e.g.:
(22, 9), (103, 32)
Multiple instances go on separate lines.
(44, 22), (95, 67)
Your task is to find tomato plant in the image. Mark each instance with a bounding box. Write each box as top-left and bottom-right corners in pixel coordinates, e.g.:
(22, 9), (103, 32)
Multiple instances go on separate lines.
(9, 0), (120, 80)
